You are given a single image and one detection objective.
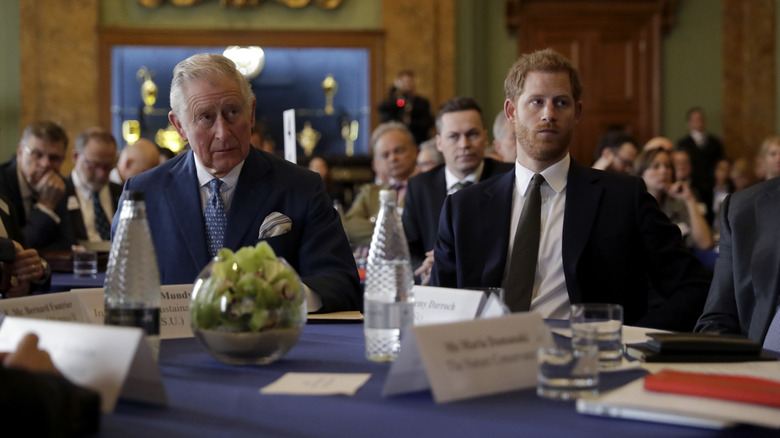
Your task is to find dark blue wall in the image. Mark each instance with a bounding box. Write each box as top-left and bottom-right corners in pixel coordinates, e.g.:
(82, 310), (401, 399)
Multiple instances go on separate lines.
(111, 46), (370, 157)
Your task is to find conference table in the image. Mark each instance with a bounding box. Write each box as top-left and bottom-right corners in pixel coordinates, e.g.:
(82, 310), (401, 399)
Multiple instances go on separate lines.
(100, 322), (776, 437)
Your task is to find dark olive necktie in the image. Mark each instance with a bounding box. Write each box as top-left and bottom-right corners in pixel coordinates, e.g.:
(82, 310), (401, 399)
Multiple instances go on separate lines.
(503, 174), (545, 312)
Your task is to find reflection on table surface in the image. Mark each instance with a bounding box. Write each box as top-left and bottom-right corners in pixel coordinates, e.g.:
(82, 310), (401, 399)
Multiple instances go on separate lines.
(101, 323), (776, 438)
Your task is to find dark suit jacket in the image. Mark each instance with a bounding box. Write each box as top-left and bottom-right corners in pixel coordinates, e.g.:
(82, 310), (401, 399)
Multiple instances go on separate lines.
(0, 158), (75, 250)
(695, 178), (780, 343)
(402, 159), (513, 267)
(378, 94), (434, 145)
(118, 148), (361, 313)
(430, 160), (710, 331)
(64, 175), (123, 242)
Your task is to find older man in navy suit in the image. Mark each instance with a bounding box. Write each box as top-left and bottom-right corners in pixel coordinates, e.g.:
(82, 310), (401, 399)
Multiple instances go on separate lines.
(430, 49), (709, 331)
(116, 53), (360, 313)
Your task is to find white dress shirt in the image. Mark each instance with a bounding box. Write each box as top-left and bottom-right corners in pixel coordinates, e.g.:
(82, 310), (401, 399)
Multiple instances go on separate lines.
(507, 155), (570, 319)
(444, 161), (485, 195)
(71, 170), (115, 242)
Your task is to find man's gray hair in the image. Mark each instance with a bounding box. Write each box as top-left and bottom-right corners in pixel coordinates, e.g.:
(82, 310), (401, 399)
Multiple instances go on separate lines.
(370, 121), (416, 154)
(169, 53), (254, 117)
(74, 127), (116, 152)
(493, 110), (508, 141)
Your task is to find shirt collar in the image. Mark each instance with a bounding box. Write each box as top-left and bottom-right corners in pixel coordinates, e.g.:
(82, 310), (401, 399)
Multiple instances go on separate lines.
(514, 154), (570, 196)
(193, 152), (244, 191)
(444, 161), (485, 191)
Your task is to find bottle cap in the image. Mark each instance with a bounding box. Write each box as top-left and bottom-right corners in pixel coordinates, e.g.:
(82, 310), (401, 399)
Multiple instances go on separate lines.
(123, 191), (145, 201)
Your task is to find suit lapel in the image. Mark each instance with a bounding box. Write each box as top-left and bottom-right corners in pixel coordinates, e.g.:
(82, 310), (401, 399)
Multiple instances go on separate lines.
(562, 161), (602, 302)
(166, 152), (210, 266)
(224, 149), (272, 249)
(479, 171), (515, 282)
(751, 184), (780, 336)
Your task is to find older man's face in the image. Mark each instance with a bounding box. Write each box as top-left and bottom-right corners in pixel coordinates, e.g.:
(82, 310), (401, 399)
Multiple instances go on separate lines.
(170, 76), (255, 177)
(74, 138), (116, 192)
(17, 136), (66, 187)
(375, 130), (418, 182)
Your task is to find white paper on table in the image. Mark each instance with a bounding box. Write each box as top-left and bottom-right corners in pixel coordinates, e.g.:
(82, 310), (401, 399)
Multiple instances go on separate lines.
(73, 284), (194, 339)
(261, 373), (371, 396)
(413, 312), (549, 403)
(412, 286), (484, 326)
(0, 316), (167, 412)
(0, 291), (87, 322)
(577, 368), (780, 429)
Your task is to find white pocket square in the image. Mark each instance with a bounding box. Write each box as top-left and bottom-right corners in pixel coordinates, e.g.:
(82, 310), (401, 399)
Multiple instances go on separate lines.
(258, 212), (292, 239)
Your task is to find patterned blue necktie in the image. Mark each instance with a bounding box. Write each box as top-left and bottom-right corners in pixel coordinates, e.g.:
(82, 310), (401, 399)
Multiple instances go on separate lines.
(763, 305), (780, 353)
(205, 179), (226, 258)
(92, 192), (111, 241)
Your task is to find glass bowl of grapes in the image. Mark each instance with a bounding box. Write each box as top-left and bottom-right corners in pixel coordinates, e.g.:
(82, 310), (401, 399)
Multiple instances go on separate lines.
(189, 242), (307, 365)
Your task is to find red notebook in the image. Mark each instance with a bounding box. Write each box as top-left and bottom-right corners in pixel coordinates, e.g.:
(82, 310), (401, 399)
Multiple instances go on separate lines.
(644, 370), (780, 408)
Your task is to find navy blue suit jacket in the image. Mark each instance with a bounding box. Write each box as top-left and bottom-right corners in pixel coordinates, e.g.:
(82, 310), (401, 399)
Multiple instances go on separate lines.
(117, 148), (361, 313)
(695, 177), (780, 343)
(430, 160), (710, 331)
(402, 158), (513, 267)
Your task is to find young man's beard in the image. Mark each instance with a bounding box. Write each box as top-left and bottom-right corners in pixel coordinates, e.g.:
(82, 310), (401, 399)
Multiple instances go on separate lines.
(515, 121), (572, 163)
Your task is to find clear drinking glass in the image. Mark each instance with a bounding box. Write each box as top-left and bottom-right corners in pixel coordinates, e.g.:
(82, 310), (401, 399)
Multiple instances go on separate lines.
(570, 303), (624, 369)
(537, 324), (599, 400)
(73, 250), (98, 278)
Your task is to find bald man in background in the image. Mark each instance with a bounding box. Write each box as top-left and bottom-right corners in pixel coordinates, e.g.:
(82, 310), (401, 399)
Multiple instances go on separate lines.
(109, 138), (161, 185)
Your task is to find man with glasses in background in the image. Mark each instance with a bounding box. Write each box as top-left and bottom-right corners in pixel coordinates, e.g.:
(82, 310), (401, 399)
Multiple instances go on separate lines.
(66, 127), (123, 243)
(0, 121), (76, 250)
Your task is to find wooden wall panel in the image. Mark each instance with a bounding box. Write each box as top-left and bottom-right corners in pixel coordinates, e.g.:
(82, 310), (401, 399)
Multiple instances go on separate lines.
(723, 0), (776, 162)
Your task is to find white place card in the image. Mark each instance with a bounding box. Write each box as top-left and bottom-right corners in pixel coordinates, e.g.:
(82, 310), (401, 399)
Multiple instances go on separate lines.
(283, 108), (297, 163)
(413, 312), (549, 403)
(261, 373), (371, 396)
(412, 286), (484, 325)
(0, 316), (167, 412)
(382, 325), (431, 397)
(0, 291), (87, 322)
(74, 284), (194, 339)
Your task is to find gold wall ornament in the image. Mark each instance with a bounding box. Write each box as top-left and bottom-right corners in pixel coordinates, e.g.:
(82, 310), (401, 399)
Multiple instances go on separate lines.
(138, 0), (343, 7)
(122, 120), (141, 145)
(155, 123), (187, 153)
(297, 122), (321, 157)
(137, 67), (158, 115)
(321, 74), (338, 115)
(315, 0), (344, 9)
(341, 119), (358, 157)
(221, 0), (261, 7)
(275, 0), (311, 7)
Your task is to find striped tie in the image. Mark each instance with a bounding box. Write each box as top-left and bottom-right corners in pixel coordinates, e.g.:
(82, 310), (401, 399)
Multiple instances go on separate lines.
(205, 179), (226, 258)
(92, 192), (111, 241)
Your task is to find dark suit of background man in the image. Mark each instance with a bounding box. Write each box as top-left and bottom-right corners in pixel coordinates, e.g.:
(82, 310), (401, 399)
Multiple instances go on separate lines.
(378, 70), (435, 145)
(675, 107), (724, 217)
(0, 121), (75, 251)
(118, 53), (360, 313)
(430, 49), (709, 331)
(695, 177), (780, 349)
(402, 97), (513, 280)
(66, 127), (123, 243)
